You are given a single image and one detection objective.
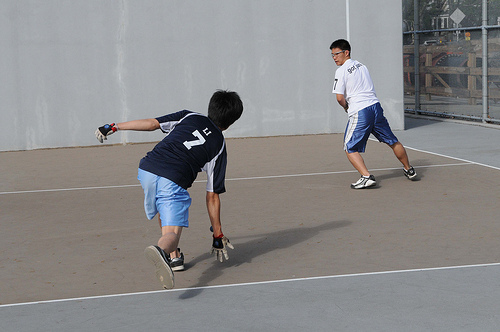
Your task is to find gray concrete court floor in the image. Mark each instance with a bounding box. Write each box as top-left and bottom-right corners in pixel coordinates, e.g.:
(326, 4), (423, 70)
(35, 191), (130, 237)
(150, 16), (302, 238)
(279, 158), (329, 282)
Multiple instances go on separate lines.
(1, 116), (499, 331)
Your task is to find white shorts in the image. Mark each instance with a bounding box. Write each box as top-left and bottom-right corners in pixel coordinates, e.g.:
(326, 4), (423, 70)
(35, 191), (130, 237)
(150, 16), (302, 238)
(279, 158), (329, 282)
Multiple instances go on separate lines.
(137, 168), (191, 227)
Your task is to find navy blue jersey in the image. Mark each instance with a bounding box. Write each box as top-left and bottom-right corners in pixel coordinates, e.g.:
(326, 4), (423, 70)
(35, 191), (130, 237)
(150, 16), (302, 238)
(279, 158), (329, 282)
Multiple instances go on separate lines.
(138, 110), (227, 193)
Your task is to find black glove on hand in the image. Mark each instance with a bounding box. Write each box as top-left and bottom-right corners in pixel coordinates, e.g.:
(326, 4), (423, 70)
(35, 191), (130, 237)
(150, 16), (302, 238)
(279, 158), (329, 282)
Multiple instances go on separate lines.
(95, 123), (117, 143)
(211, 234), (234, 262)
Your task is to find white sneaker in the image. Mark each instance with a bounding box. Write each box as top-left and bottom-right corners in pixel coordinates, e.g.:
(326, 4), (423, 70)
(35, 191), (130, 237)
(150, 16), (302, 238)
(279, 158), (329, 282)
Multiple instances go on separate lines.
(167, 248), (185, 271)
(144, 245), (175, 289)
(403, 166), (417, 180)
(351, 175), (376, 189)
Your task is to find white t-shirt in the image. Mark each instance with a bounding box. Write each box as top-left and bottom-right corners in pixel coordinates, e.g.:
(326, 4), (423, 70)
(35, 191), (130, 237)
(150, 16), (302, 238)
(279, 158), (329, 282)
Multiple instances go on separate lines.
(332, 59), (379, 116)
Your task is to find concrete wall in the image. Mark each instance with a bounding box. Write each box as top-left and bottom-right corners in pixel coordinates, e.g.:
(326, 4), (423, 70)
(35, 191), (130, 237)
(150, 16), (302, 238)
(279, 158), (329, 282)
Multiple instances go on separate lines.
(0, 0), (403, 151)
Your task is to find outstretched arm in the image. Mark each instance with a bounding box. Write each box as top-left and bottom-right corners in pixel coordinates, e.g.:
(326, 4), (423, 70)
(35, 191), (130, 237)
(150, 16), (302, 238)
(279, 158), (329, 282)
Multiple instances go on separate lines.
(95, 118), (160, 143)
(115, 118), (160, 131)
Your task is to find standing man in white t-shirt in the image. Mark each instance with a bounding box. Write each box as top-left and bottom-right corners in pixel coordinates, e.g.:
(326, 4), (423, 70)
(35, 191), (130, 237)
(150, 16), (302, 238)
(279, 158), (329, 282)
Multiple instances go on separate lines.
(330, 39), (417, 189)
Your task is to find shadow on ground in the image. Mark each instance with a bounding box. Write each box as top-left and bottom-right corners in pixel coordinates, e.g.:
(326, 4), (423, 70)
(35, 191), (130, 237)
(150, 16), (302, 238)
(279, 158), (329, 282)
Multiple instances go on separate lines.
(177, 219), (351, 299)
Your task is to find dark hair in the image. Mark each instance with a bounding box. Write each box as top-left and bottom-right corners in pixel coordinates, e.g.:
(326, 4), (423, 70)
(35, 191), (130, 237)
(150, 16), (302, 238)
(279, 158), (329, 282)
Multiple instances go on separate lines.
(208, 90), (243, 130)
(330, 39), (351, 53)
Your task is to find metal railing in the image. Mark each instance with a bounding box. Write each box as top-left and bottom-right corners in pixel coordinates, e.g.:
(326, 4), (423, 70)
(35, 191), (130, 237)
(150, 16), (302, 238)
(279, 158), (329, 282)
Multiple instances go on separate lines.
(403, 0), (500, 125)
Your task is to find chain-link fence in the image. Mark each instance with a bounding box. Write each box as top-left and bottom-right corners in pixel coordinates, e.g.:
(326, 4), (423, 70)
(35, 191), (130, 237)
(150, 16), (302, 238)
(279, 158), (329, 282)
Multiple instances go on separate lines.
(403, 0), (500, 125)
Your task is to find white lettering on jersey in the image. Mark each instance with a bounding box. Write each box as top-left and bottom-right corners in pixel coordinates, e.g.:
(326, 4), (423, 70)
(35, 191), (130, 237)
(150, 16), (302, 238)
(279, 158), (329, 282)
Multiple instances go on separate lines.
(183, 130), (206, 150)
(203, 127), (212, 136)
(347, 63), (363, 74)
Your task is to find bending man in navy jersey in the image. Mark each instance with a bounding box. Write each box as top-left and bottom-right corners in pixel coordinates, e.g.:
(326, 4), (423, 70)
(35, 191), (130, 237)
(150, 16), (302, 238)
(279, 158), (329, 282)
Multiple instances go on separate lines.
(95, 90), (243, 289)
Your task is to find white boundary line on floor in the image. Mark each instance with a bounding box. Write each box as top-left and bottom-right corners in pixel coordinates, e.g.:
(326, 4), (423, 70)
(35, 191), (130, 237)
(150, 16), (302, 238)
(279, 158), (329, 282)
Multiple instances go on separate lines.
(0, 184), (140, 195)
(2, 262), (499, 309)
(366, 137), (500, 171)
(225, 162), (470, 182)
(0, 162), (472, 196)
(404, 145), (500, 171)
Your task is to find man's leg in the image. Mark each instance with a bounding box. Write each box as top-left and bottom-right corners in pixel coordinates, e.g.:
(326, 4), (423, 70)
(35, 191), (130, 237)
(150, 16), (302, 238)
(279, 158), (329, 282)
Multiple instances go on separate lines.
(157, 216), (182, 259)
(346, 151), (376, 189)
(370, 104), (413, 172)
(346, 151), (370, 176)
(344, 112), (376, 188)
(157, 223), (185, 271)
(389, 141), (417, 179)
(388, 141), (411, 170)
(144, 223), (180, 289)
(158, 224), (183, 256)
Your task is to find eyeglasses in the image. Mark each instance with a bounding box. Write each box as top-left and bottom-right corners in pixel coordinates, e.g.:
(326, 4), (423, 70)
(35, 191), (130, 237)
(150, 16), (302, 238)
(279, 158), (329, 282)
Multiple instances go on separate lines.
(331, 50), (345, 58)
